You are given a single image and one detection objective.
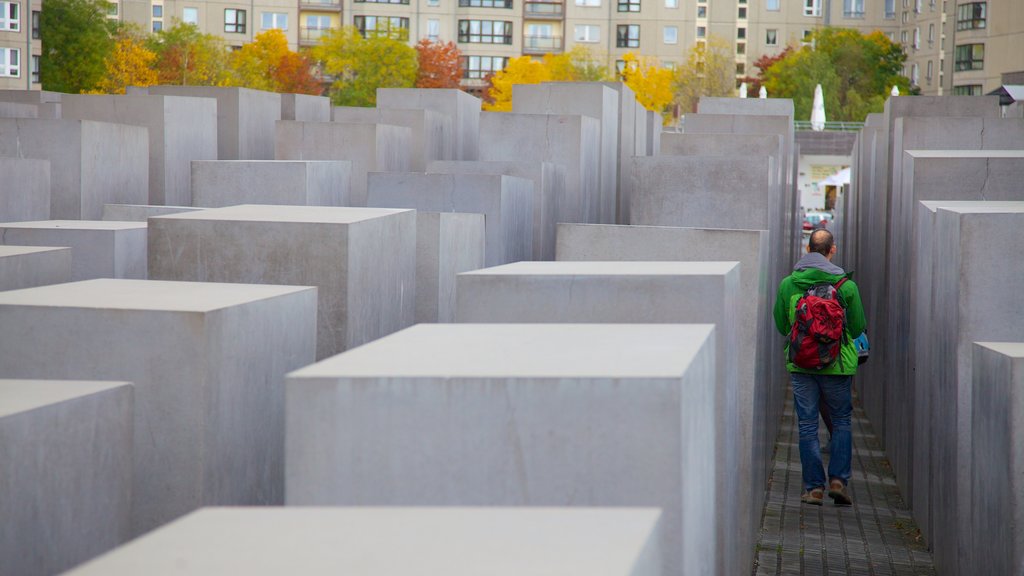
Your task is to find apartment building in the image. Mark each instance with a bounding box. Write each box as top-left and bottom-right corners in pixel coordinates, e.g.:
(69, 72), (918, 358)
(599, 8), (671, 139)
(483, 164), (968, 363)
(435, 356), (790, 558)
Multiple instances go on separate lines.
(0, 0), (41, 90)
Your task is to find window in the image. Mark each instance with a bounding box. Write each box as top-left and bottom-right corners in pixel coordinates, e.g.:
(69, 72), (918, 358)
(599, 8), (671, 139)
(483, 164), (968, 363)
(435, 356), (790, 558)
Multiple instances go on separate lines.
(152, 4), (162, 17)
(31, 54), (38, 83)
(31, 9), (37, 37)
(804, 0), (820, 16)
(953, 84), (982, 96)
(902, 11), (908, 23)
(0, 2), (19, 32)
(911, 63), (919, 84)
(843, 0), (864, 17)
(105, 1), (117, 16)
(663, 25), (677, 44)
(457, 20), (511, 44)
(616, 24), (639, 48)
(428, 0), (439, 6)
(913, 27), (920, 49)
(574, 24), (600, 42)
(617, 0), (639, 12)
(615, 59), (626, 75)
(224, 9), (246, 33)
(574, 0), (600, 6)
(737, 27), (746, 39)
(926, 60), (933, 82)
(261, 12), (287, 30)
(459, 0), (512, 7)
(954, 43), (984, 71)
(696, 25), (706, 38)
(900, 30), (907, 44)
(956, 3), (986, 30)
(738, 6), (746, 18)
(428, 19), (439, 40)
(152, 20), (162, 31)
(915, 0), (921, 12)
(766, 29), (777, 45)
(736, 42), (745, 54)
(928, 23), (934, 45)
(735, 62), (745, 75)
(355, 16), (410, 39)
(0, 47), (19, 77)
(665, 0), (677, 7)
(885, 0), (895, 18)
(767, 0), (779, 10)
(696, 5), (706, 17)
(460, 55), (506, 79)
(183, 7), (198, 24)
(357, 0), (410, 4)
(802, 29), (813, 42)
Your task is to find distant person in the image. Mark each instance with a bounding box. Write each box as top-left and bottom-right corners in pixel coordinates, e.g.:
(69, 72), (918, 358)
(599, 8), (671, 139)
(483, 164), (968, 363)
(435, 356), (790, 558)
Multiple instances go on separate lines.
(773, 229), (866, 506)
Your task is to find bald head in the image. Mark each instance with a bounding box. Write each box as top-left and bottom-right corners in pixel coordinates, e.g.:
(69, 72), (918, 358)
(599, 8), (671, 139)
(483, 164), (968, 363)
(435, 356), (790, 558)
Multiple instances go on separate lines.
(808, 229), (835, 257)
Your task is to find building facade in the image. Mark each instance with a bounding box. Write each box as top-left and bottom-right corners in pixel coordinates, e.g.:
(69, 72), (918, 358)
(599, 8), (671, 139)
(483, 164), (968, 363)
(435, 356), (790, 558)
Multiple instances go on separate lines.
(0, 0), (40, 90)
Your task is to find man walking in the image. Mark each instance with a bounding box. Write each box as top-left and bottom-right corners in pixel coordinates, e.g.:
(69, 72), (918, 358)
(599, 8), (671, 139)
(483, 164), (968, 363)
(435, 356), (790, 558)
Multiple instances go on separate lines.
(773, 229), (866, 506)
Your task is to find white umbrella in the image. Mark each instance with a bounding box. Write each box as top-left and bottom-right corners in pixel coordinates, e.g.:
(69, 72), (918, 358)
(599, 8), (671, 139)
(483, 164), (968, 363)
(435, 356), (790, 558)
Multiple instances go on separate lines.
(739, 82), (748, 98)
(759, 86), (767, 99)
(810, 84), (826, 131)
(820, 167), (851, 187)
(891, 85), (900, 96)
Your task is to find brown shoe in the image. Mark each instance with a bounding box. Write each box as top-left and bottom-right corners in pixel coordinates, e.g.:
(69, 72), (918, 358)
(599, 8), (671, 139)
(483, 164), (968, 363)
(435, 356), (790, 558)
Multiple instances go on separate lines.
(828, 479), (852, 506)
(801, 487), (825, 506)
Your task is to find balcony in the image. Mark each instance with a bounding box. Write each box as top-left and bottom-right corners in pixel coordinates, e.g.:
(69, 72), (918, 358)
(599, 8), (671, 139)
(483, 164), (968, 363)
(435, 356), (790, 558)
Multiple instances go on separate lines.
(300, 26), (334, 45)
(522, 34), (562, 54)
(524, 1), (564, 19)
(299, 0), (341, 11)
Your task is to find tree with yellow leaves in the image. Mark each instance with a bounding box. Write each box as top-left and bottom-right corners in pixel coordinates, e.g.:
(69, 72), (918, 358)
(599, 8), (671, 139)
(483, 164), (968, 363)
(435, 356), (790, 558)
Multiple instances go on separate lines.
(314, 26), (417, 107)
(483, 56), (549, 112)
(619, 52), (675, 123)
(674, 34), (735, 114)
(90, 26), (158, 94)
(227, 29), (321, 94)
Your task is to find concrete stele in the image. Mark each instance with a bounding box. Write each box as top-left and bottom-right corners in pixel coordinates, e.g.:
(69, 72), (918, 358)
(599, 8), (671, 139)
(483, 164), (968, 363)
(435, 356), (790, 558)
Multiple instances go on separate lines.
(0, 220), (147, 281)
(0, 157), (49, 222)
(191, 160), (352, 208)
(0, 245), (71, 291)
(376, 88), (481, 161)
(281, 93), (331, 122)
(332, 107), (454, 171)
(415, 211), (485, 323)
(101, 204), (205, 222)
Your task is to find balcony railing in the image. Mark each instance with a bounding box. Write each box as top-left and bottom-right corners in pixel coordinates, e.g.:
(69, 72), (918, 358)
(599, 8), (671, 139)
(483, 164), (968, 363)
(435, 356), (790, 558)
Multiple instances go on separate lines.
(843, 10), (864, 18)
(299, 0), (341, 10)
(524, 1), (564, 18)
(300, 26), (334, 45)
(522, 34), (562, 53)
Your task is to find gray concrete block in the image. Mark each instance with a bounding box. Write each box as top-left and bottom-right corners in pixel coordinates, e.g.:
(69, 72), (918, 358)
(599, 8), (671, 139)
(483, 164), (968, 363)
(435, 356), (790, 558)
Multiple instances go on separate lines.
(0, 245), (71, 291)
(148, 205), (415, 359)
(332, 107), (453, 171)
(0, 379), (133, 576)
(697, 96), (795, 117)
(61, 94), (217, 207)
(0, 118), (149, 219)
(144, 86), (281, 161)
(376, 88), (481, 161)
(0, 89), (62, 105)
(286, 323), (717, 575)
(0, 101), (39, 118)
(597, 82), (638, 224)
(427, 160), (564, 261)
(367, 172), (533, 267)
(0, 157), (49, 222)
(0, 279), (317, 536)
(0, 220), (147, 281)
(102, 204), (205, 221)
(513, 83), (619, 225)
(416, 212), (484, 323)
(971, 342), (1024, 576)
(646, 109), (660, 155)
(191, 160), (352, 207)
(281, 93), (331, 122)
(274, 120), (412, 207)
(479, 112), (600, 226)
(454, 261), (739, 576)
(67, 507), (664, 576)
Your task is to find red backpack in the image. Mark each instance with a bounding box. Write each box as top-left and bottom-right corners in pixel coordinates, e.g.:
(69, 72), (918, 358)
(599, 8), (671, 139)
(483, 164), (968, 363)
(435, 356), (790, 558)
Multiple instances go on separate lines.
(788, 277), (848, 370)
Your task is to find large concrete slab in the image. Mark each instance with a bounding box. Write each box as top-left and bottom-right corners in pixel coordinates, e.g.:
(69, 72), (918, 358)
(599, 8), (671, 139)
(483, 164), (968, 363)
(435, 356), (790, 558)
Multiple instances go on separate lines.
(191, 160), (352, 207)
(367, 172), (533, 267)
(0, 220), (147, 281)
(274, 120), (412, 207)
(0, 279), (317, 536)
(286, 323), (717, 575)
(148, 205), (415, 359)
(0, 245), (71, 291)
(697, 96), (795, 117)
(597, 81), (638, 224)
(0, 379), (133, 576)
(61, 94), (217, 207)
(971, 342), (1024, 576)
(0, 118), (149, 219)
(479, 112), (600, 226)
(332, 107), (453, 171)
(67, 507), (664, 576)
(376, 88), (481, 161)
(102, 204), (205, 221)
(281, 93), (331, 122)
(416, 211), (484, 323)
(427, 160), (564, 261)
(0, 101), (41, 118)
(513, 83), (618, 225)
(0, 157), (49, 222)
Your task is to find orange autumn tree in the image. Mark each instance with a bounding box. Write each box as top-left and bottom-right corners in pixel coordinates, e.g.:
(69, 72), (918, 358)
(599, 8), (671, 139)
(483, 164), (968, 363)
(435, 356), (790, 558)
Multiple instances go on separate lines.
(415, 39), (461, 89)
(91, 26), (158, 94)
(228, 29), (321, 94)
(146, 22), (228, 86)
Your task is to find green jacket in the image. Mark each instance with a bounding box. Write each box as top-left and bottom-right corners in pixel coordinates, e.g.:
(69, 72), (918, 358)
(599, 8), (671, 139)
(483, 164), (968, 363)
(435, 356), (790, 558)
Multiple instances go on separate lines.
(773, 258), (866, 375)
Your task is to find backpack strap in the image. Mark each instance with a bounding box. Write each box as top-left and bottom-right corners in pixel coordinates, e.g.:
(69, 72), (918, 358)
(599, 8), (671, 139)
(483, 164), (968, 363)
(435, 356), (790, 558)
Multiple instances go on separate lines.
(834, 277), (848, 290)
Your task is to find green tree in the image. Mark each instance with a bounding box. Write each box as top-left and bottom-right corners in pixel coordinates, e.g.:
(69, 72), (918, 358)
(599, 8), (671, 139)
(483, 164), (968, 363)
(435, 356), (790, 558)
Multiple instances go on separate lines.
(674, 35), (736, 114)
(40, 0), (115, 93)
(761, 28), (910, 122)
(146, 22), (228, 86)
(89, 25), (158, 94)
(314, 26), (417, 107)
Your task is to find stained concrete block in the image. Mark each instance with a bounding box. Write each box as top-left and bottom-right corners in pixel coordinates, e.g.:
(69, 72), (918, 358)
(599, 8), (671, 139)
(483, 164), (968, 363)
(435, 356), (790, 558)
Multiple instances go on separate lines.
(376, 88), (481, 161)
(61, 94), (217, 207)
(281, 93), (331, 122)
(0, 379), (133, 576)
(148, 205), (415, 359)
(274, 120), (412, 207)
(513, 83), (618, 225)
(427, 160), (563, 261)
(0, 246), (71, 291)
(479, 112), (600, 226)
(142, 86), (281, 161)
(0, 157), (49, 222)
(454, 261), (739, 576)
(332, 107), (453, 171)
(415, 212), (484, 323)
(286, 323), (717, 575)
(0, 279), (317, 536)
(102, 204), (205, 221)
(191, 160), (352, 207)
(971, 342), (1024, 576)
(0, 118), (149, 220)
(929, 204), (1024, 576)
(0, 220), (147, 281)
(67, 507), (664, 576)
(367, 172), (533, 267)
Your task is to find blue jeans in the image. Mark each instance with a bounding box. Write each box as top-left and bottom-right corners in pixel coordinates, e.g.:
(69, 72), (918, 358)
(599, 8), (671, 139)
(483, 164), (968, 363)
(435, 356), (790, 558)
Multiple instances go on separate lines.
(790, 373), (852, 491)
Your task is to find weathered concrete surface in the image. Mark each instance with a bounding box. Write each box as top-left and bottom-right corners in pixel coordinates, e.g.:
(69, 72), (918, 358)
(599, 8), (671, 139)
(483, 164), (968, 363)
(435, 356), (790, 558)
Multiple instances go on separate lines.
(0, 279), (317, 536)
(0, 379), (133, 576)
(376, 88), (481, 161)
(0, 220), (147, 281)
(697, 97), (795, 117)
(596, 82), (639, 224)
(286, 323), (717, 575)
(102, 204), (205, 221)
(191, 160), (352, 207)
(148, 205), (415, 359)
(67, 507), (664, 576)
(281, 93), (331, 122)
(0, 245), (71, 291)
(0, 101), (39, 118)
(332, 107), (453, 171)
(415, 212), (485, 323)
(0, 157), (49, 222)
